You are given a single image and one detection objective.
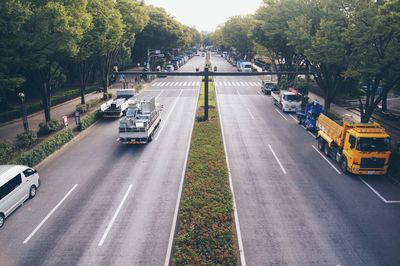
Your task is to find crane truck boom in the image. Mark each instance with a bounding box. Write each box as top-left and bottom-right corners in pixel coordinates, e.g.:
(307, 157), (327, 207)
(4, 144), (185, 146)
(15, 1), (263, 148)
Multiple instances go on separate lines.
(118, 96), (161, 144)
(316, 114), (391, 175)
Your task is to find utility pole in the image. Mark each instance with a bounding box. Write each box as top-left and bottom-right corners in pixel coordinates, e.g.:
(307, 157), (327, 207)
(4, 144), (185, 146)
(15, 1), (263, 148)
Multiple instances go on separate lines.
(204, 66), (209, 120)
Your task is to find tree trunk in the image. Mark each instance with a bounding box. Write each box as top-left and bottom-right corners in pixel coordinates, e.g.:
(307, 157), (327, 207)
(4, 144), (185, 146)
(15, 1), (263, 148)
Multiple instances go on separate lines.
(381, 89), (388, 112)
(41, 82), (51, 122)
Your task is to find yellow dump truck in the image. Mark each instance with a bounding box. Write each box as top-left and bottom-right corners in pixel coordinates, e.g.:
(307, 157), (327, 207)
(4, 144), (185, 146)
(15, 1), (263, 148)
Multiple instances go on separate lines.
(316, 114), (391, 175)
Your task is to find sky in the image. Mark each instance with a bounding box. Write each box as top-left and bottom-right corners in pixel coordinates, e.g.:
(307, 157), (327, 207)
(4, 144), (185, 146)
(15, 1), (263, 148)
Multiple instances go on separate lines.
(144, 0), (263, 32)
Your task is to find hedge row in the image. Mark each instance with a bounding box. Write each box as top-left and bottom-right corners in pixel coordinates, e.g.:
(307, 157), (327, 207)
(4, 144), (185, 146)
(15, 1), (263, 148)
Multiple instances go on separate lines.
(0, 86), (99, 123)
(14, 128), (74, 167)
(173, 81), (239, 264)
(80, 109), (102, 131)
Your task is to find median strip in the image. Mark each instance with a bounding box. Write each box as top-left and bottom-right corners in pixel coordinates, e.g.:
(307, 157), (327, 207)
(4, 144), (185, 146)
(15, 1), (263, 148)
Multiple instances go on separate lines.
(172, 76), (240, 264)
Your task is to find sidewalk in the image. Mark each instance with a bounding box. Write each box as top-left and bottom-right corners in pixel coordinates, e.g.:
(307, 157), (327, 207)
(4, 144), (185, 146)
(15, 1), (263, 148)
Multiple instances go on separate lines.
(0, 92), (103, 141)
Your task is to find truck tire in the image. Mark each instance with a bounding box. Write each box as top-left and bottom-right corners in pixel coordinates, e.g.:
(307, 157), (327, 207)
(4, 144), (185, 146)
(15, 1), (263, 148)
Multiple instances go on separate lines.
(0, 213), (4, 228)
(318, 138), (325, 151)
(340, 157), (348, 173)
(323, 143), (330, 157)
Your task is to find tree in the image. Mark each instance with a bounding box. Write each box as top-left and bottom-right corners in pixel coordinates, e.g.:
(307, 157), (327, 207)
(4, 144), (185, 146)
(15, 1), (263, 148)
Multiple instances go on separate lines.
(216, 16), (256, 59)
(345, 0), (400, 122)
(24, 0), (91, 122)
(286, 0), (351, 110)
(0, 0), (31, 111)
(253, 0), (304, 79)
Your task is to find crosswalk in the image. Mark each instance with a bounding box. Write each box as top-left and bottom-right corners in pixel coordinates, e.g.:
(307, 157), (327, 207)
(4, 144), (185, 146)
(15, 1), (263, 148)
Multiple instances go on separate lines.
(151, 80), (262, 87)
(216, 81), (261, 87)
(152, 81), (201, 87)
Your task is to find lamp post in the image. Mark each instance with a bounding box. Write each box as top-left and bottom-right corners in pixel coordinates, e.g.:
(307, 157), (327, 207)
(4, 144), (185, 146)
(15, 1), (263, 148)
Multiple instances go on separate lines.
(18, 92), (29, 132)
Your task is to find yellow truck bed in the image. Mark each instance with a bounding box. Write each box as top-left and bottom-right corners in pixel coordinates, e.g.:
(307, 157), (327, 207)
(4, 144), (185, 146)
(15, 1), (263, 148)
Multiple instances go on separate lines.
(316, 114), (344, 147)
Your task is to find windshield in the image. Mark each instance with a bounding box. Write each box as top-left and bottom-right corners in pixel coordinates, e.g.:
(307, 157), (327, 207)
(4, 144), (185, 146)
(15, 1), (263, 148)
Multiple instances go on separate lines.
(126, 108), (137, 117)
(244, 64), (251, 68)
(285, 95), (301, 102)
(357, 137), (390, 152)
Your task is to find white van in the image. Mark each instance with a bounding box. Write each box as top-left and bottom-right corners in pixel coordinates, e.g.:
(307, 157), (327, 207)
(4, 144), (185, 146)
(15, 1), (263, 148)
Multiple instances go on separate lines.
(0, 165), (40, 228)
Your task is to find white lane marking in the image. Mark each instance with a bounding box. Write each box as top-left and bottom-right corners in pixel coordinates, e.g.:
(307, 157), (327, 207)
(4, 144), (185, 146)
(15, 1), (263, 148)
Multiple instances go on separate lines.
(307, 131), (315, 138)
(155, 90), (183, 140)
(154, 82), (160, 86)
(247, 108), (255, 120)
(183, 82), (188, 86)
(235, 82), (241, 87)
(231, 82), (236, 87)
(236, 89), (241, 96)
(245, 82), (250, 86)
(256, 82), (262, 86)
(215, 86), (247, 266)
(156, 90), (164, 99)
(359, 177), (400, 204)
(178, 82), (183, 86)
(167, 82), (173, 87)
(251, 82), (257, 86)
(223, 81), (228, 86)
(227, 81), (232, 86)
(191, 81), (195, 86)
(23, 184), (78, 244)
(196, 81), (200, 86)
(160, 82), (167, 87)
(268, 144), (287, 175)
(311, 145), (342, 175)
(164, 88), (199, 266)
(240, 82), (246, 86)
(257, 91), (263, 96)
(275, 109), (288, 120)
(289, 114), (298, 122)
(98, 184), (133, 246)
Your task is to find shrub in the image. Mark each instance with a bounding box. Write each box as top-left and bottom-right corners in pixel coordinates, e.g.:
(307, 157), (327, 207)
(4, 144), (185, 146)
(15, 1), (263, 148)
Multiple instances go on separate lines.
(102, 92), (113, 100)
(14, 128), (74, 167)
(0, 141), (14, 164)
(38, 119), (61, 136)
(76, 104), (88, 113)
(16, 130), (37, 149)
(80, 110), (101, 130)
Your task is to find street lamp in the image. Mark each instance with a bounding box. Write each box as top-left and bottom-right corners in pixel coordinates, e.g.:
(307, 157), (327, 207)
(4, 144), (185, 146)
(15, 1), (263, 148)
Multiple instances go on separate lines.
(18, 92), (29, 132)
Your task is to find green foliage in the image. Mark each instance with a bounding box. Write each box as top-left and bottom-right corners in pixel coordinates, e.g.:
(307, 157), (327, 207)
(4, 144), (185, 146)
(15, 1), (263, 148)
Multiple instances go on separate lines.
(80, 110), (101, 130)
(0, 141), (14, 164)
(173, 80), (238, 264)
(16, 130), (37, 149)
(38, 119), (61, 136)
(14, 128), (73, 167)
(76, 104), (88, 114)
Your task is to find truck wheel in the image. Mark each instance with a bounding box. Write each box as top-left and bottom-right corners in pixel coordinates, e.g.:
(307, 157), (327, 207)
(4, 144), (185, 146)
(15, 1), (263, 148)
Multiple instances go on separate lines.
(340, 157), (348, 173)
(323, 143), (330, 157)
(317, 138), (325, 151)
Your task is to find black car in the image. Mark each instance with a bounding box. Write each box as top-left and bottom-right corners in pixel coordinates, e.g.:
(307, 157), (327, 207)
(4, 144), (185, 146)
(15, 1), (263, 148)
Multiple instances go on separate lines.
(261, 82), (278, 95)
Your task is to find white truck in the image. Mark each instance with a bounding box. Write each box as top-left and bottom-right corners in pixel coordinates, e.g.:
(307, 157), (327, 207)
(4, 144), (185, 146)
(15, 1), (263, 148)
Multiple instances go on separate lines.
(239, 61), (252, 72)
(271, 90), (302, 112)
(118, 96), (161, 144)
(100, 89), (135, 118)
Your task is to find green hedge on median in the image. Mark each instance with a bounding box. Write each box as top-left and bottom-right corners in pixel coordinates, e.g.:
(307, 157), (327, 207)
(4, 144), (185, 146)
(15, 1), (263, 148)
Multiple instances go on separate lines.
(173, 81), (239, 264)
(14, 128), (74, 167)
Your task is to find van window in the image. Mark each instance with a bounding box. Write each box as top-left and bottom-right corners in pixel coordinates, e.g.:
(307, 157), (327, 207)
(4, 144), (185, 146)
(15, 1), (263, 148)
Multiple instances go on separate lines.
(23, 168), (35, 177)
(0, 174), (22, 200)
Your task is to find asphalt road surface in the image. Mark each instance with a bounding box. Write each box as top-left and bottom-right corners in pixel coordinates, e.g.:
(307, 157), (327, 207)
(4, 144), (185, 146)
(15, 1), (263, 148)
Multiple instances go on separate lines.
(0, 55), (204, 265)
(212, 53), (400, 266)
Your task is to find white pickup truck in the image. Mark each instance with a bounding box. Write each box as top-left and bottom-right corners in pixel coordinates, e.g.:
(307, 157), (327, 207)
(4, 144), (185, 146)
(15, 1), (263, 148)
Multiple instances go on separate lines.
(271, 90), (302, 112)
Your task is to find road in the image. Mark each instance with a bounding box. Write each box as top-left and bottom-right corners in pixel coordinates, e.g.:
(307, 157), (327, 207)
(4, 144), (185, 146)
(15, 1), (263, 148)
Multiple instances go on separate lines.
(0, 56), (204, 265)
(212, 53), (400, 265)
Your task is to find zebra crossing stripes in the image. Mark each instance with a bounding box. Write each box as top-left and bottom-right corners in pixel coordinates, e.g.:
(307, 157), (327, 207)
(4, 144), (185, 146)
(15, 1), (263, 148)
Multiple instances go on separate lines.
(214, 81), (262, 87)
(151, 81), (201, 88)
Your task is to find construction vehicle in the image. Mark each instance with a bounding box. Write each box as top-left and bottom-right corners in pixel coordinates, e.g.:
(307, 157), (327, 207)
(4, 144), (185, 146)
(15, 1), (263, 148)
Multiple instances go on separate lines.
(100, 89), (135, 118)
(118, 96), (161, 144)
(272, 90), (302, 112)
(297, 102), (324, 131)
(316, 114), (391, 175)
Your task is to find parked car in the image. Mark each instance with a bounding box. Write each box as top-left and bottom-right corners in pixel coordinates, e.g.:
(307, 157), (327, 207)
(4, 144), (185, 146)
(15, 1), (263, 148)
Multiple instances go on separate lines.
(214, 66), (218, 72)
(165, 65), (174, 72)
(0, 165), (40, 228)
